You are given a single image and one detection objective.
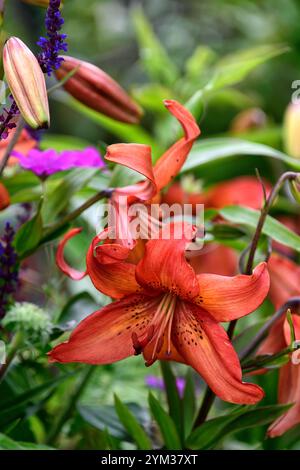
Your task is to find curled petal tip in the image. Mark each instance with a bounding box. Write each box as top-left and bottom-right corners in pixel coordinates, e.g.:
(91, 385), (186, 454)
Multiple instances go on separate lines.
(56, 227), (86, 280)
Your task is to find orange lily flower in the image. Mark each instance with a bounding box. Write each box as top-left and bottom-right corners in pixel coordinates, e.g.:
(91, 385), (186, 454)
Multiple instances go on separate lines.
(50, 223), (269, 404)
(0, 183), (10, 210)
(57, 99), (200, 296)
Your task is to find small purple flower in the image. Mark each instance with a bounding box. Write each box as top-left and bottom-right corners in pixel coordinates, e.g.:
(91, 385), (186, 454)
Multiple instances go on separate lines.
(37, 0), (68, 76)
(15, 147), (105, 178)
(0, 223), (19, 319)
(145, 375), (186, 398)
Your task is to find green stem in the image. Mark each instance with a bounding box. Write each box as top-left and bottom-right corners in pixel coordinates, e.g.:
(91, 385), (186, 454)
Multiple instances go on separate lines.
(239, 297), (300, 361)
(242, 344), (296, 374)
(227, 172), (299, 345)
(46, 365), (95, 445)
(193, 386), (215, 428)
(0, 118), (25, 177)
(42, 188), (112, 239)
(0, 331), (23, 383)
(245, 171), (299, 275)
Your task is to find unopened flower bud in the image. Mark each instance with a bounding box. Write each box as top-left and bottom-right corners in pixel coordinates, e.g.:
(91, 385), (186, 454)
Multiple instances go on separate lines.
(230, 108), (267, 134)
(55, 55), (143, 123)
(3, 37), (50, 129)
(290, 176), (300, 204)
(0, 183), (10, 210)
(21, 0), (52, 6)
(284, 103), (300, 158)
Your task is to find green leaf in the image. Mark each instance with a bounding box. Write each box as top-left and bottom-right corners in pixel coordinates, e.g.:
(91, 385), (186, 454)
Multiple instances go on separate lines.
(132, 6), (179, 86)
(56, 95), (160, 158)
(78, 404), (149, 442)
(148, 392), (181, 450)
(42, 167), (98, 223)
(14, 204), (43, 257)
(207, 44), (288, 91)
(182, 370), (196, 439)
(132, 84), (174, 113)
(160, 362), (182, 435)
(186, 404), (291, 449)
(182, 138), (300, 173)
(185, 45), (216, 81)
(56, 292), (98, 329)
(0, 375), (71, 429)
(41, 134), (91, 152)
(0, 433), (54, 450)
(220, 205), (300, 253)
(114, 395), (152, 450)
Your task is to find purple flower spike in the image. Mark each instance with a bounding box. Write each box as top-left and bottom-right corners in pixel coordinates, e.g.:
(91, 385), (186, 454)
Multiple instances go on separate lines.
(0, 223), (19, 319)
(37, 0), (68, 76)
(0, 96), (20, 141)
(15, 147), (105, 178)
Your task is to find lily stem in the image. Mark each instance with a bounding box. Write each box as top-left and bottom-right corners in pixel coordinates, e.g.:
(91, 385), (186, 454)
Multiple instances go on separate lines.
(240, 297), (300, 361)
(245, 171), (299, 275)
(42, 188), (113, 239)
(0, 118), (25, 177)
(0, 331), (23, 383)
(193, 386), (215, 428)
(46, 365), (95, 446)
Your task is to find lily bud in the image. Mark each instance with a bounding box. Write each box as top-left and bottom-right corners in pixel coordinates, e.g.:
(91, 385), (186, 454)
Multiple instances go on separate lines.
(290, 176), (300, 204)
(3, 37), (50, 129)
(55, 55), (143, 124)
(284, 102), (300, 158)
(21, 0), (63, 7)
(230, 108), (267, 134)
(0, 183), (10, 210)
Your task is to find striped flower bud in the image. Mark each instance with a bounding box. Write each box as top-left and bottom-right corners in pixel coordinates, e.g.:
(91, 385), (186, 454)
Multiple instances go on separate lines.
(3, 37), (50, 129)
(55, 55), (143, 124)
(284, 102), (300, 158)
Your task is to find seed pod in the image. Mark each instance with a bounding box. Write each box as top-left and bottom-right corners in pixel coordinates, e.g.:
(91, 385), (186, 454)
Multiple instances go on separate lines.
(3, 37), (50, 129)
(55, 55), (143, 124)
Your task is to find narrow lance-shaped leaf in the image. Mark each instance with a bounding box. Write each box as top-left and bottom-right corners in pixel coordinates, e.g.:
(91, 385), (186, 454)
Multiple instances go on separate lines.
(148, 392), (182, 450)
(220, 205), (300, 253)
(114, 395), (152, 450)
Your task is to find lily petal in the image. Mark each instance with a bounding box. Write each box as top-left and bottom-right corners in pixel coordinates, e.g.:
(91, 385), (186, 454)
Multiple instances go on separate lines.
(105, 143), (156, 201)
(135, 224), (199, 300)
(56, 228), (87, 281)
(195, 262), (270, 322)
(268, 363), (300, 437)
(268, 254), (300, 309)
(172, 301), (264, 404)
(49, 293), (161, 364)
(153, 100), (200, 191)
(205, 176), (271, 210)
(87, 232), (142, 299)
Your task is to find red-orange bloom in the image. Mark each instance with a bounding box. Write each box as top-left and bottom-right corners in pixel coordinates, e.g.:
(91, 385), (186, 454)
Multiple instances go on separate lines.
(0, 183), (10, 210)
(163, 176), (271, 211)
(50, 224), (270, 405)
(57, 100), (200, 296)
